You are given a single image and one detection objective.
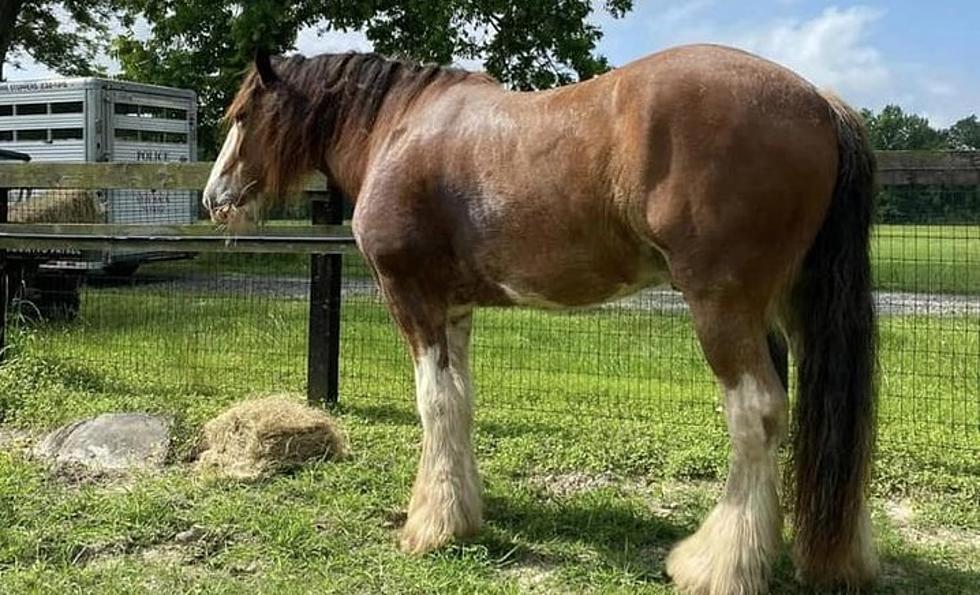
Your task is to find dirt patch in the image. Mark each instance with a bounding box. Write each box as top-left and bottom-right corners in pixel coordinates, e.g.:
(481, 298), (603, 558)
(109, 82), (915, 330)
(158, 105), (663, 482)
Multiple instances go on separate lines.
(47, 461), (141, 489)
(528, 471), (618, 499)
(139, 544), (188, 566)
(884, 499), (916, 527)
(83, 524), (239, 574)
(500, 556), (560, 592)
(883, 499), (980, 551)
(907, 526), (980, 550)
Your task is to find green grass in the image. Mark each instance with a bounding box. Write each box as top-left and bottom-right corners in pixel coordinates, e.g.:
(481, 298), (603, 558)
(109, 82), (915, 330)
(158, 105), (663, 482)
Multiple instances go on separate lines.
(141, 246), (372, 280)
(139, 224), (980, 295)
(873, 225), (980, 295)
(0, 289), (977, 593)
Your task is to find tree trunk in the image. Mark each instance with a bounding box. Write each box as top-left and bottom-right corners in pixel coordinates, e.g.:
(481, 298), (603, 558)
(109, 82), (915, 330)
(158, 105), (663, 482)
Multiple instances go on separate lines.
(0, 0), (25, 81)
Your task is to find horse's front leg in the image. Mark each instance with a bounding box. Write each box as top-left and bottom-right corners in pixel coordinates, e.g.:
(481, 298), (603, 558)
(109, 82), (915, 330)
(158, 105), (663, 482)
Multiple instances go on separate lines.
(397, 307), (482, 554)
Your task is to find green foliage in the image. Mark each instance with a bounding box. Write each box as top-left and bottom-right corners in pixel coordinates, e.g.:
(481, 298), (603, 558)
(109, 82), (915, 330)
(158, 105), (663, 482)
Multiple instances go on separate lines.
(111, 0), (634, 159)
(946, 115), (980, 150)
(0, 0), (118, 80)
(861, 105), (948, 151)
(876, 186), (980, 225)
(860, 104), (980, 153)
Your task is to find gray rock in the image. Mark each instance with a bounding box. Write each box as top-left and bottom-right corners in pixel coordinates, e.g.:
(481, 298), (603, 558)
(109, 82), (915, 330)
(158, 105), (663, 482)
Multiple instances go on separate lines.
(34, 413), (170, 470)
(174, 525), (206, 544)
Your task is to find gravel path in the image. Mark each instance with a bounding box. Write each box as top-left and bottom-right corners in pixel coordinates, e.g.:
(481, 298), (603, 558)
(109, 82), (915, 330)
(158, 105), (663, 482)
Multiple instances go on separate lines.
(94, 273), (980, 317)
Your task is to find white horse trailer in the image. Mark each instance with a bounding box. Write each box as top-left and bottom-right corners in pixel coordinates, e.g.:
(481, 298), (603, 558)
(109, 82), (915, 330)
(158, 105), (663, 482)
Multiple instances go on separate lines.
(0, 77), (198, 275)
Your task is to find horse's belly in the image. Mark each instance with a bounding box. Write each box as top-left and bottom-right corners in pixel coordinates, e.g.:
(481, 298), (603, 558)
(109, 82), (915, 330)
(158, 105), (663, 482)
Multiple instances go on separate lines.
(492, 247), (670, 309)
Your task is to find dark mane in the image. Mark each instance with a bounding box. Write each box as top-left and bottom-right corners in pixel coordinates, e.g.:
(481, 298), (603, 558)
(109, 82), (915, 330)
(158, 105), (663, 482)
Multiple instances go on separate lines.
(227, 53), (494, 198)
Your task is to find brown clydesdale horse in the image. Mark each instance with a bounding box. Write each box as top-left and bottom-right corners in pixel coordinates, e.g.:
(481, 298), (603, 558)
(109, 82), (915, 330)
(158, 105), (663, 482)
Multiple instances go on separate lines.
(204, 44), (878, 595)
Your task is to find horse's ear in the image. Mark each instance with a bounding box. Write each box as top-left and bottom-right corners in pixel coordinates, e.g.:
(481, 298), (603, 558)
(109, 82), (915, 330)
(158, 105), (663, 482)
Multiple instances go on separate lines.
(255, 49), (278, 87)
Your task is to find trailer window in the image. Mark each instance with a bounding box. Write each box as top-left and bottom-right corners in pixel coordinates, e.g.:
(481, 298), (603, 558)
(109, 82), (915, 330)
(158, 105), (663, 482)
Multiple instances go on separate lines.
(115, 102), (187, 120)
(0, 131), (12, 142)
(0, 106), (11, 116)
(114, 103), (141, 117)
(16, 104), (47, 116)
(142, 130), (165, 143)
(50, 101), (83, 114)
(141, 105), (168, 119)
(17, 129), (48, 141)
(164, 132), (188, 143)
(114, 128), (140, 141)
(52, 128), (84, 140)
(164, 108), (187, 120)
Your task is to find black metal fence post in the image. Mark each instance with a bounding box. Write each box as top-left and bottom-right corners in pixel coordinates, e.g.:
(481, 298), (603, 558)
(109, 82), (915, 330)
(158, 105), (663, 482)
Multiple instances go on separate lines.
(306, 183), (344, 406)
(0, 150), (31, 364)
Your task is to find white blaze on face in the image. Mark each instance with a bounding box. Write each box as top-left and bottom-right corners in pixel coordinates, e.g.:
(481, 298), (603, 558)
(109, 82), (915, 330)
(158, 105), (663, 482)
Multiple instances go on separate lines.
(202, 123), (246, 222)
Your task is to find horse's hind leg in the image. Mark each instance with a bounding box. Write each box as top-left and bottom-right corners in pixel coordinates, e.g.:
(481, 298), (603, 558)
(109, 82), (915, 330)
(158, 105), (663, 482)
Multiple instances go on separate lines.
(666, 295), (787, 595)
(375, 276), (481, 554)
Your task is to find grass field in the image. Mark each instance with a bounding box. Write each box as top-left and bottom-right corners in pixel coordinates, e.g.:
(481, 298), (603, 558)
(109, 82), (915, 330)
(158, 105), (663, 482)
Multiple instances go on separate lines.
(873, 225), (980, 295)
(141, 224), (980, 295)
(0, 286), (977, 593)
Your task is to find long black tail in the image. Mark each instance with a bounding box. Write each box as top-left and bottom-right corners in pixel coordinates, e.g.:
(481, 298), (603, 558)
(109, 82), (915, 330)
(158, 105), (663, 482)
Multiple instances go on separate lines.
(791, 92), (878, 577)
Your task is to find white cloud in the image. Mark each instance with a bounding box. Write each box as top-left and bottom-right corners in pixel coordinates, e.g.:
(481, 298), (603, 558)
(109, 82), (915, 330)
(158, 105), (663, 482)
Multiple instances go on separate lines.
(642, 5), (890, 102)
(294, 25), (373, 56)
(731, 7), (890, 98)
(629, 3), (974, 127)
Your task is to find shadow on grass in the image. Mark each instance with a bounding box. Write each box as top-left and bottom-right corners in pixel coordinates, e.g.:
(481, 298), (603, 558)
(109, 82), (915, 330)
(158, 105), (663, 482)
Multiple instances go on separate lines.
(342, 400), (576, 440)
(339, 402), (417, 427)
(480, 490), (980, 594)
(871, 553), (980, 595)
(473, 490), (679, 586)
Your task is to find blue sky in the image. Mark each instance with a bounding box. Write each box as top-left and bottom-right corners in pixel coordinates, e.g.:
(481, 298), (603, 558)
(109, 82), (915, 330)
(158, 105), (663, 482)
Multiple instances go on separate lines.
(8, 1), (978, 126)
(590, 1), (980, 126)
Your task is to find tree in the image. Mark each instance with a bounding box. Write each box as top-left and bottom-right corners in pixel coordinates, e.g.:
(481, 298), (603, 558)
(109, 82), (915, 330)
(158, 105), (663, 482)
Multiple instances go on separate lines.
(111, 0), (634, 158)
(860, 105), (948, 151)
(0, 0), (118, 81)
(946, 115), (980, 150)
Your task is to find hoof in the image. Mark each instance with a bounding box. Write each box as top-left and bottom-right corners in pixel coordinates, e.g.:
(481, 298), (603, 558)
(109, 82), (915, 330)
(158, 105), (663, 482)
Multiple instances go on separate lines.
(666, 500), (780, 595)
(398, 507), (480, 555)
(397, 479), (482, 555)
(399, 521), (454, 555)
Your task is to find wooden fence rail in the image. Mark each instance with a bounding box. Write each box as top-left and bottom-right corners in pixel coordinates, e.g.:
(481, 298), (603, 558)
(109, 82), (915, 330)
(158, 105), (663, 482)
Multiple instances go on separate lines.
(0, 223), (354, 254)
(0, 152), (976, 191)
(0, 162), (328, 191)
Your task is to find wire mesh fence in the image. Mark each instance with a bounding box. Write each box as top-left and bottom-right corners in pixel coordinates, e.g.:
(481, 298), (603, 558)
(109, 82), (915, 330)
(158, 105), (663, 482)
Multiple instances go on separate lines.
(1, 182), (978, 455)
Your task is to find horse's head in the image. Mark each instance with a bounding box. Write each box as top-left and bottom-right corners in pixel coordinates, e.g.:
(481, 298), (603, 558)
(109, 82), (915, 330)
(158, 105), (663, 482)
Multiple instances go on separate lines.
(203, 51), (302, 226)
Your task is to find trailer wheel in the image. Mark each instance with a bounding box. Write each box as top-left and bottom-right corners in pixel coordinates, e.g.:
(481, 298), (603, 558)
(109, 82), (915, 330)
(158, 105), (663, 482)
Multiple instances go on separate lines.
(34, 273), (82, 322)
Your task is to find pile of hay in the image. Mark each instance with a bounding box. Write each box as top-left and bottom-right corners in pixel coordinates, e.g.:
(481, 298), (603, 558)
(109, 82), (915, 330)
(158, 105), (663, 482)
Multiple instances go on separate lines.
(195, 394), (347, 480)
(8, 189), (103, 223)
